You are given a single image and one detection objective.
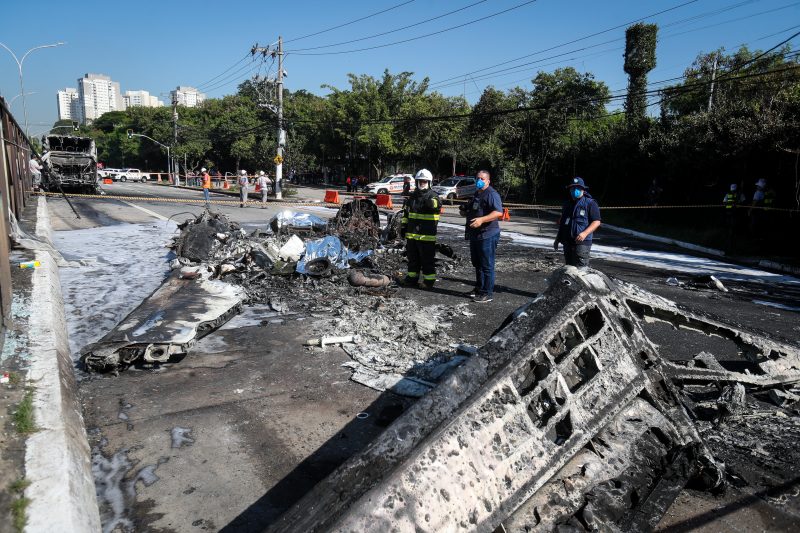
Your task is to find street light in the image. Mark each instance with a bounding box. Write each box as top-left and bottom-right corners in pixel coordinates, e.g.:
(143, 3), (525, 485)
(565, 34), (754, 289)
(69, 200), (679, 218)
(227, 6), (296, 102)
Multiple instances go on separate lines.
(127, 131), (172, 184)
(9, 91), (37, 107)
(0, 41), (65, 138)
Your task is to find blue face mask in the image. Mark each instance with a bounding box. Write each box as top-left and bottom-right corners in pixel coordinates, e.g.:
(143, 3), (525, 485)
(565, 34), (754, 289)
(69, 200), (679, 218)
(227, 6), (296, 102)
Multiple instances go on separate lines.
(571, 188), (583, 199)
(476, 179), (486, 189)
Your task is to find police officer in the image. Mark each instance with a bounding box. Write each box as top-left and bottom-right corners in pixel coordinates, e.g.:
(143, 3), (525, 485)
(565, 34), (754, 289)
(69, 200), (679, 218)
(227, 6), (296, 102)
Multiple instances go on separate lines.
(400, 169), (441, 289)
(553, 177), (601, 267)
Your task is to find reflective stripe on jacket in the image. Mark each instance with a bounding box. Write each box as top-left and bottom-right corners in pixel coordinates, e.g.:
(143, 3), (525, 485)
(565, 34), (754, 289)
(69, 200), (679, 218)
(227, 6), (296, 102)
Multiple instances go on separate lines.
(401, 189), (441, 241)
(723, 192), (737, 208)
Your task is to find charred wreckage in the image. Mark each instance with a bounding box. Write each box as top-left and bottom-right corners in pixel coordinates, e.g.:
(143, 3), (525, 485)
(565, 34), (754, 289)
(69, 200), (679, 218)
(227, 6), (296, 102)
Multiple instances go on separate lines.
(79, 200), (800, 531)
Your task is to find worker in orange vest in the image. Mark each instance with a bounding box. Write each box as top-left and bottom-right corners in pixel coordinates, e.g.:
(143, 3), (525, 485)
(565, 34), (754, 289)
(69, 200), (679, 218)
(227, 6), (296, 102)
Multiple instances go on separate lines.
(201, 167), (211, 203)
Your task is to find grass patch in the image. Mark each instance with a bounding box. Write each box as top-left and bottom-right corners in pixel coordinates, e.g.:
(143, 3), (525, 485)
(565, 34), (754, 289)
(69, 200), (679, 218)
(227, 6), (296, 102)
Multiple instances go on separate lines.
(11, 496), (30, 532)
(9, 478), (30, 493)
(7, 371), (22, 386)
(13, 388), (36, 434)
(9, 478), (31, 533)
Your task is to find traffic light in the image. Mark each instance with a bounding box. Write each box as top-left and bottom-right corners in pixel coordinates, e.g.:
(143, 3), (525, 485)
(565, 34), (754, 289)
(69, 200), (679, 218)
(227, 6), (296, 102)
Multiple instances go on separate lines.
(72, 121), (79, 131)
(127, 129), (133, 139)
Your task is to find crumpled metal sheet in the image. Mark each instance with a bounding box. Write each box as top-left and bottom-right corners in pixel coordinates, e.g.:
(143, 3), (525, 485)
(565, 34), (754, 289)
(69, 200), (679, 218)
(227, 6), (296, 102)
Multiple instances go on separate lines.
(81, 272), (244, 372)
(269, 210), (327, 232)
(296, 235), (372, 274)
(269, 267), (723, 532)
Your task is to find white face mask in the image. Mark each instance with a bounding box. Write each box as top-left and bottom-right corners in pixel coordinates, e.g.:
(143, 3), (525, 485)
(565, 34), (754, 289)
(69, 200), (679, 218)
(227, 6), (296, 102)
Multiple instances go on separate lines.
(417, 180), (430, 190)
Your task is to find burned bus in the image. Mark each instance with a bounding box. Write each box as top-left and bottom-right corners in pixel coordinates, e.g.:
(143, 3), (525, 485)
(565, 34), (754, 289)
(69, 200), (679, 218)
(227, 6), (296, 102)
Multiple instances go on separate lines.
(40, 135), (99, 193)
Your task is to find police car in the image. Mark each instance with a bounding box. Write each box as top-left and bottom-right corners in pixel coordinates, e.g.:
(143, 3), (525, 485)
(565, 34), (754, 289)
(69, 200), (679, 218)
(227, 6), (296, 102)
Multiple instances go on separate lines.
(363, 174), (415, 195)
(432, 176), (477, 203)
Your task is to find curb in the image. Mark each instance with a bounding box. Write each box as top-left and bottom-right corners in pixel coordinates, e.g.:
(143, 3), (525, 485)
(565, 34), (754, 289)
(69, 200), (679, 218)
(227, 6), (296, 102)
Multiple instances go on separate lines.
(757, 259), (800, 276)
(24, 197), (101, 532)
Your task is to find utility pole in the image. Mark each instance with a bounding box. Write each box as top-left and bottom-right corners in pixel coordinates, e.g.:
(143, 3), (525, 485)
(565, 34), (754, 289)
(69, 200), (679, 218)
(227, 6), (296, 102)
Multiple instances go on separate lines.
(172, 92), (179, 185)
(251, 37), (286, 198)
(275, 35), (284, 200)
(707, 56), (718, 113)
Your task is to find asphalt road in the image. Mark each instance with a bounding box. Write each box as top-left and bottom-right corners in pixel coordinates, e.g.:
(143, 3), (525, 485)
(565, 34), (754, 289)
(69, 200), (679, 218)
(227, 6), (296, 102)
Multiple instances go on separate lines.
(45, 182), (800, 532)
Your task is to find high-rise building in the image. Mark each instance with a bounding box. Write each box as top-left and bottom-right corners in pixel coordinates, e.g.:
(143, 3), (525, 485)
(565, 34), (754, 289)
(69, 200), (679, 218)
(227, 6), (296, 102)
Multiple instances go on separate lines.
(77, 73), (123, 123)
(123, 90), (164, 109)
(56, 88), (81, 121)
(170, 86), (206, 108)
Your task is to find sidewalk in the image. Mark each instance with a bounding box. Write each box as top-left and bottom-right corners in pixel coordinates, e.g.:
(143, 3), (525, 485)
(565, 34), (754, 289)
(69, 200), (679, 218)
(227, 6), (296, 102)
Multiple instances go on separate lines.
(0, 198), (100, 532)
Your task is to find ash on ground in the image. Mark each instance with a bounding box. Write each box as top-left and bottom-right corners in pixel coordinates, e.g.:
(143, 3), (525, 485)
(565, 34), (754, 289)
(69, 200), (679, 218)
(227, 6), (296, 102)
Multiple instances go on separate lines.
(171, 202), (467, 395)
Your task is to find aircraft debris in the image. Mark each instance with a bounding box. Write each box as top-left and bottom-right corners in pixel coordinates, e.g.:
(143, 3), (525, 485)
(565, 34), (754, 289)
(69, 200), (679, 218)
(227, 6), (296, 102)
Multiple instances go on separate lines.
(270, 266), (800, 532)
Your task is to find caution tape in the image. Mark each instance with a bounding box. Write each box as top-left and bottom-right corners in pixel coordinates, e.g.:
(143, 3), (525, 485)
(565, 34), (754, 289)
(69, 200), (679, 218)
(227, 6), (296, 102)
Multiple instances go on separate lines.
(34, 189), (800, 215)
(33, 190), (344, 210)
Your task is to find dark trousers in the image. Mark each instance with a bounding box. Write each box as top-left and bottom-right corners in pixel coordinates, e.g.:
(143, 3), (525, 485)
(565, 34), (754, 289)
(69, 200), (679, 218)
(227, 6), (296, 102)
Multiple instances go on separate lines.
(563, 242), (591, 267)
(406, 239), (437, 285)
(469, 234), (499, 296)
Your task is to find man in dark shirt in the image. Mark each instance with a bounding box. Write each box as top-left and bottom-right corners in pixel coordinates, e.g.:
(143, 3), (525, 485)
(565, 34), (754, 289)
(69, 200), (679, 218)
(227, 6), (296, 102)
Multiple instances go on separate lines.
(460, 170), (504, 303)
(553, 177), (601, 267)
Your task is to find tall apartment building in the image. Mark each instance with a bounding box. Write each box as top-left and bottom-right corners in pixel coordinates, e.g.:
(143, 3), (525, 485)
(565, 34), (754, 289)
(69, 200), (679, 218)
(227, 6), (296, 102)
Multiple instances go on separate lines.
(123, 90), (164, 109)
(77, 73), (123, 123)
(56, 88), (82, 122)
(170, 86), (206, 107)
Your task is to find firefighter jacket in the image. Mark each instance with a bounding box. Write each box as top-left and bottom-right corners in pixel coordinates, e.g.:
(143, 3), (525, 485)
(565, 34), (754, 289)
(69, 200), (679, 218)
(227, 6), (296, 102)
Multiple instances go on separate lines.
(401, 188), (441, 241)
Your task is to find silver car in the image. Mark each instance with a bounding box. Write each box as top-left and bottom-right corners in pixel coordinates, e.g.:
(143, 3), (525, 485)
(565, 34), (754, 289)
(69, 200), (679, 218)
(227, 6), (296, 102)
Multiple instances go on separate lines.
(432, 176), (477, 203)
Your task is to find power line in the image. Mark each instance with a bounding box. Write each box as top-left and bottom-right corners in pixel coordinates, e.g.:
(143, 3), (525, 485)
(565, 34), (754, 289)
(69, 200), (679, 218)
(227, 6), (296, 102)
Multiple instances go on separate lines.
(287, 0), (488, 52)
(432, 6), (800, 94)
(200, 61), (260, 94)
(193, 53), (251, 90)
(287, 0), (540, 56)
(427, 0), (754, 88)
(285, 0), (417, 43)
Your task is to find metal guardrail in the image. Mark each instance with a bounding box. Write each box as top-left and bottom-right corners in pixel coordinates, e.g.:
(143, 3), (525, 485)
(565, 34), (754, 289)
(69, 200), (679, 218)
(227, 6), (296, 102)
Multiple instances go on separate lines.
(0, 96), (36, 336)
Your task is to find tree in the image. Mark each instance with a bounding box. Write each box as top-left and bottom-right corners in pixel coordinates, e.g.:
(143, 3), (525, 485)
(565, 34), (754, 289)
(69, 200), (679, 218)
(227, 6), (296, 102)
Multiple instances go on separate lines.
(624, 23), (658, 129)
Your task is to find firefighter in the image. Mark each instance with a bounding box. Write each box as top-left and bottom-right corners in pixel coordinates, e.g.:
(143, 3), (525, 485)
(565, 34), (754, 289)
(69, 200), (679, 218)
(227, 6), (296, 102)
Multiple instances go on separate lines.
(722, 183), (745, 252)
(400, 169), (441, 289)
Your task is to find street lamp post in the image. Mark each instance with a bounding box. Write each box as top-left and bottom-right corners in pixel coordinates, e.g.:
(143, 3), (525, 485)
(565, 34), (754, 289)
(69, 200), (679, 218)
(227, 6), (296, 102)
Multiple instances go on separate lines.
(0, 41), (65, 139)
(9, 91), (36, 107)
(128, 132), (171, 184)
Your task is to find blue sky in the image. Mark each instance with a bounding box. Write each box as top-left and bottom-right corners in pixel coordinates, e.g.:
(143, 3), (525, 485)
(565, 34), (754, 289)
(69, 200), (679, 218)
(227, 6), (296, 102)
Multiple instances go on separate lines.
(2, 0), (798, 136)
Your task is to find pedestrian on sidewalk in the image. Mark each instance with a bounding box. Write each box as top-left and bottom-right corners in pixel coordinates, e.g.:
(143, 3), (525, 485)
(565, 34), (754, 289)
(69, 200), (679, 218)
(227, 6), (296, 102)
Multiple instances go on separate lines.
(201, 167), (211, 203)
(460, 170), (504, 303)
(238, 170), (249, 208)
(257, 171), (271, 207)
(400, 169), (441, 289)
(554, 177), (601, 267)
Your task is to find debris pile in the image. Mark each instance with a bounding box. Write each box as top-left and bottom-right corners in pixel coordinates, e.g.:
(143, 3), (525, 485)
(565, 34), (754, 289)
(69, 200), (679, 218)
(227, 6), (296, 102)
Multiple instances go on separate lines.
(311, 297), (476, 397)
(270, 266), (800, 532)
(82, 202), (464, 375)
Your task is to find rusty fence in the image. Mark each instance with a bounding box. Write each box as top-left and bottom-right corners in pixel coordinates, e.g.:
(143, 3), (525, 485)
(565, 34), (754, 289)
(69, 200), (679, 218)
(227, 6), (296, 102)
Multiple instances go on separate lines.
(0, 96), (36, 339)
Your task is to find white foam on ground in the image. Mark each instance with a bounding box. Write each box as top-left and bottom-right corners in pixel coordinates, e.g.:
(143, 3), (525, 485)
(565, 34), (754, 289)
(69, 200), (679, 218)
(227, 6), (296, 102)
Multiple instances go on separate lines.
(439, 223), (799, 285)
(52, 222), (176, 358)
(752, 300), (800, 312)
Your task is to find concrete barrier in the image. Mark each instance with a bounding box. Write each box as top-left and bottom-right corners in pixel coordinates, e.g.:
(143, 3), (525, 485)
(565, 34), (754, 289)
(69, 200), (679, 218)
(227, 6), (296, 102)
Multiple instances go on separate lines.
(24, 197), (101, 532)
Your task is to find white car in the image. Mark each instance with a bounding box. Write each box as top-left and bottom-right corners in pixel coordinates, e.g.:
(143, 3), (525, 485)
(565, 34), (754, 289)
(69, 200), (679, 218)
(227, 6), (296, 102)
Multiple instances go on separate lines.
(364, 174), (415, 195)
(117, 168), (150, 183)
(98, 168), (122, 179)
(432, 176), (477, 203)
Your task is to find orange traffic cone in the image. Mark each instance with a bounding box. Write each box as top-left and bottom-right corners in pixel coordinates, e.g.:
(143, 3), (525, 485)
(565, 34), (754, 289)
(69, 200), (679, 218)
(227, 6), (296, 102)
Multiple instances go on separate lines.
(501, 208), (510, 221)
(223, 179), (230, 189)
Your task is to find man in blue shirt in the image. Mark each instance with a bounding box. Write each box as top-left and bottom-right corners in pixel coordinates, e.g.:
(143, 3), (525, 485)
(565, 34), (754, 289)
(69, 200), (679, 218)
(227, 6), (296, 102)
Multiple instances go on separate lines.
(460, 170), (504, 303)
(554, 177), (601, 267)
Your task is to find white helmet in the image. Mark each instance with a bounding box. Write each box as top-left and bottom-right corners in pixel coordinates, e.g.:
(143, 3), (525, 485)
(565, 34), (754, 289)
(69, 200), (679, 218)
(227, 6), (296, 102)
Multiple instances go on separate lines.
(201, 167), (207, 172)
(415, 169), (433, 182)
(259, 171), (265, 176)
(240, 170), (247, 175)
